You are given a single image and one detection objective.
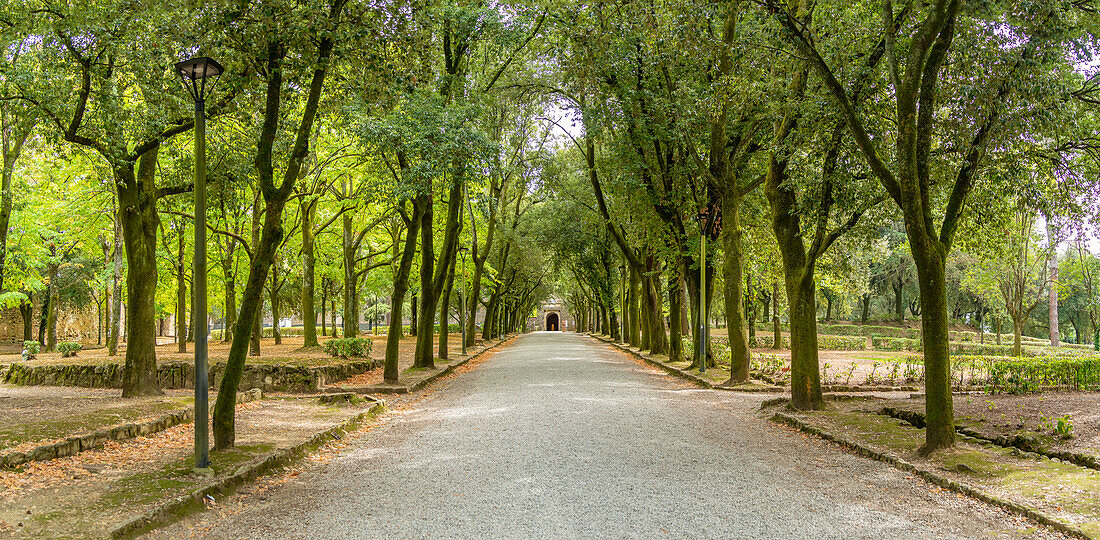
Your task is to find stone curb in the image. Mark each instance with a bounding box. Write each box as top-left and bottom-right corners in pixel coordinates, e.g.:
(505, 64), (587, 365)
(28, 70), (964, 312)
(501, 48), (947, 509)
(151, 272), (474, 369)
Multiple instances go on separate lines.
(325, 334), (518, 395)
(769, 410), (1091, 540)
(590, 334), (785, 393)
(108, 398), (386, 539)
(0, 389), (262, 470)
(880, 406), (1100, 472)
(590, 334), (714, 389)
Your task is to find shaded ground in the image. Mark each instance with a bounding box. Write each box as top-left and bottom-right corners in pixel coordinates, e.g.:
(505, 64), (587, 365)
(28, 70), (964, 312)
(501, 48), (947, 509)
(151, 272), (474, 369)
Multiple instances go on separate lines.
(154, 332), (1065, 539)
(0, 386), (192, 453)
(0, 397), (376, 538)
(783, 398), (1100, 537)
(888, 392), (1100, 460)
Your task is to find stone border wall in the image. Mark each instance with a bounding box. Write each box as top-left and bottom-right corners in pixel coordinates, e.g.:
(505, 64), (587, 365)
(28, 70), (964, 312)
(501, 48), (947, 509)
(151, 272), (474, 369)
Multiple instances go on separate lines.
(0, 389), (263, 469)
(1, 360), (378, 393)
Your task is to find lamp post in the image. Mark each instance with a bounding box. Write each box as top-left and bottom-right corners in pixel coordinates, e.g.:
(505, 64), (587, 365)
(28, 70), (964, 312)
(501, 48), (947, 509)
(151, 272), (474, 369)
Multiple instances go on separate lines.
(175, 56), (223, 471)
(459, 246), (468, 356)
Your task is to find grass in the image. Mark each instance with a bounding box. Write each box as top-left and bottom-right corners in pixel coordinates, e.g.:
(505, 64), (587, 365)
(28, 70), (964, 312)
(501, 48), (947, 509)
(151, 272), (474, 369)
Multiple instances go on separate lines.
(0, 397), (192, 450)
(98, 443), (276, 508)
(794, 407), (1100, 535)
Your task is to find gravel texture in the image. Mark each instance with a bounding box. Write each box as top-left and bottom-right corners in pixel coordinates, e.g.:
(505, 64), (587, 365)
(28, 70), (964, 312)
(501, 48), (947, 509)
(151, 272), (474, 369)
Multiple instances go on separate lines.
(155, 332), (1065, 539)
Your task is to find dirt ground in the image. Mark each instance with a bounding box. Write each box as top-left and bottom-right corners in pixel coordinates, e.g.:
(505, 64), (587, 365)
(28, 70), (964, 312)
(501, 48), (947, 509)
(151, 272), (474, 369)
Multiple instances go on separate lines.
(0, 397), (377, 538)
(887, 392), (1100, 459)
(0, 387), (193, 453)
(0, 333), (490, 454)
(783, 399), (1100, 536)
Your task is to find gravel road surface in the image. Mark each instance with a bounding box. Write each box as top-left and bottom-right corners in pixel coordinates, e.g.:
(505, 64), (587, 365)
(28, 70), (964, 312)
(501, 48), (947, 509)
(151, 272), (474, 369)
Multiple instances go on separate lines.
(155, 332), (1063, 539)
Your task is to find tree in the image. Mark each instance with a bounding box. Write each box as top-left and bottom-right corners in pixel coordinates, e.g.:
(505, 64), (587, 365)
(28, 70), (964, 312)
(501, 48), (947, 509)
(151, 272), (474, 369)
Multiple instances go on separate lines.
(761, 0), (1095, 453)
(213, 0), (348, 449)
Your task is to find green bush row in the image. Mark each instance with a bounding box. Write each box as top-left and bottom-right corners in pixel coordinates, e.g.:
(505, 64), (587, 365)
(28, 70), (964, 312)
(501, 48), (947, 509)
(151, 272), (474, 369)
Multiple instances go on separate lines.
(872, 336), (922, 351)
(818, 334), (867, 350)
(321, 337), (373, 359)
(949, 354), (1100, 394)
(817, 324), (918, 339)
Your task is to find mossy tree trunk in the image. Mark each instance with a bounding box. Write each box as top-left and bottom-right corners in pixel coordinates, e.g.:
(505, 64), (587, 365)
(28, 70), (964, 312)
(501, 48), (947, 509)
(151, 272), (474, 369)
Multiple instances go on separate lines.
(385, 192), (424, 382)
(301, 199), (318, 347)
(213, 15), (342, 448)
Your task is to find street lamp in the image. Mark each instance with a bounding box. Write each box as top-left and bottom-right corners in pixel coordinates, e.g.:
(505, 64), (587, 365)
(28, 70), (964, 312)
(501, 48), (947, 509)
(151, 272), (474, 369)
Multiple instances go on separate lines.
(175, 56), (223, 471)
(459, 246), (468, 356)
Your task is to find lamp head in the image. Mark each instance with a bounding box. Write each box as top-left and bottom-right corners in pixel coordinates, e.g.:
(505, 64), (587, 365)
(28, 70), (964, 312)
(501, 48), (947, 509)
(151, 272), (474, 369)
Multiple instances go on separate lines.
(175, 56), (224, 102)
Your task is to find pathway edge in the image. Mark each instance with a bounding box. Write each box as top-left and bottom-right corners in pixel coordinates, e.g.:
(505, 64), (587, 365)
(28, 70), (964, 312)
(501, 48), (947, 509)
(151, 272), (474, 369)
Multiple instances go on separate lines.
(770, 410), (1091, 540)
(108, 398), (385, 539)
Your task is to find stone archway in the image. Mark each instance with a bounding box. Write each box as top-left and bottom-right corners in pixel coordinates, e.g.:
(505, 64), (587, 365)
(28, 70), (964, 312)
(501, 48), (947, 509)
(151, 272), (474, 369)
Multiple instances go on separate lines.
(546, 312), (559, 331)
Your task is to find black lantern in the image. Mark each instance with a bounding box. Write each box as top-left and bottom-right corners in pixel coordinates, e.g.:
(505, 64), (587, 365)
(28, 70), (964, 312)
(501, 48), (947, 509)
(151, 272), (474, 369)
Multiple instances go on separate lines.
(175, 57), (224, 103)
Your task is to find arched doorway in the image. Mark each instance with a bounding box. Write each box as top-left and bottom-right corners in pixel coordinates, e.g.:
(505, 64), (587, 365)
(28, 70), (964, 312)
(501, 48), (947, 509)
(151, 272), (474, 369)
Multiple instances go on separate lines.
(546, 312), (559, 331)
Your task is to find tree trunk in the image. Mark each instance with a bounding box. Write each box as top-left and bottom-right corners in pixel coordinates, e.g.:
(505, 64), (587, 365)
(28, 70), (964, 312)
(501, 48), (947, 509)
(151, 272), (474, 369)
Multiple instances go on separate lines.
(176, 229), (187, 353)
(410, 293), (418, 337)
(342, 213), (359, 338)
(301, 200), (318, 347)
(668, 266), (683, 361)
(415, 179), (465, 367)
(894, 277), (905, 323)
(414, 193), (437, 368)
(222, 256), (236, 343)
(722, 191), (750, 382)
(320, 278), (327, 337)
(45, 263), (59, 352)
(213, 196), (289, 448)
(1048, 223), (1060, 347)
(784, 268), (823, 410)
(438, 251), (456, 360)
(385, 198), (423, 382)
(482, 291), (497, 340)
(249, 195), (262, 357)
(1012, 315), (1024, 357)
(772, 280), (782, 350)
(20, 298), (32, 342)
(466, 260), (486, 347)
(107, 216), (123, 356)
(270, 262), (281, 345)
(642, 260), (668, 354)
(37, 294), (47, 345)
(911, 246), (956, 455)
(628, 267), (641, 347)
(860, 293), (871, 324)
(117, 149), (163, 397)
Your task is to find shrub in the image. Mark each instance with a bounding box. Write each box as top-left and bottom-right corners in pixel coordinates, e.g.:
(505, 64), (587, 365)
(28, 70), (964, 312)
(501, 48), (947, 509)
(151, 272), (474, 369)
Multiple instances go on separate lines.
(946, 354), (1100, 394)
(21, 341), (40, 361)
(322, 337), (373, 359)
(817, 334), (866, 351)
(872, 336), (921, 351)
(57, 342), (82, 357)
(749, 334), (787, 348)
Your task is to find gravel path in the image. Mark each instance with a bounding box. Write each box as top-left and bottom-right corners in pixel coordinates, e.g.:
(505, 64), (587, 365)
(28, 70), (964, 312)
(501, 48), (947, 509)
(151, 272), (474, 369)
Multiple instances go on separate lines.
(156, 332), (1063, 539)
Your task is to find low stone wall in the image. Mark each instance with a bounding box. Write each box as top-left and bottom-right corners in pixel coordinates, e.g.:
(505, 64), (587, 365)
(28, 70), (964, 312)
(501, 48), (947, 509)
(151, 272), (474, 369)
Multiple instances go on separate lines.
(0, 389), (263, 469)
(1, 360), (378, 393)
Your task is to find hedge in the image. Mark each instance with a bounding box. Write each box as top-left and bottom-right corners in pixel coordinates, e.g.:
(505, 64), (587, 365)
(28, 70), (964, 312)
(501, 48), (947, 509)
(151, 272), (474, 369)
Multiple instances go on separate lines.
(321, 337), (373, 359)
(871, 336), (921, 351)
(949, 354), (1100, 394)
(818, 335), (867, 350)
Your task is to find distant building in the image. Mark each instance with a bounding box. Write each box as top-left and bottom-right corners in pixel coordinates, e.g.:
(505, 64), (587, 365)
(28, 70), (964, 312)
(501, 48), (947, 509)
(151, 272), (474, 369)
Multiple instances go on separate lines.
(530, 297), (574, 331)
